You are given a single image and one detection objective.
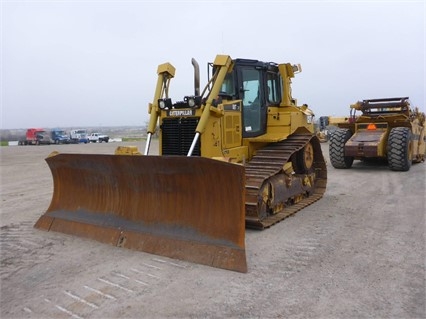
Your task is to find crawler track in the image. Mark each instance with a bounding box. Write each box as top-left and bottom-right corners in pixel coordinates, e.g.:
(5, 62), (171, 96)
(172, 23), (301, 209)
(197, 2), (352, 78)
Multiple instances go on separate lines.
(244, 134), (327, 229)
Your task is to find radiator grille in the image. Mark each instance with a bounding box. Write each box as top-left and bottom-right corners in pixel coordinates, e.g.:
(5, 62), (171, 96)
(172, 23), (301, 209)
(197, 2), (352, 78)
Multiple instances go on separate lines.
(161, 117), (201, 156)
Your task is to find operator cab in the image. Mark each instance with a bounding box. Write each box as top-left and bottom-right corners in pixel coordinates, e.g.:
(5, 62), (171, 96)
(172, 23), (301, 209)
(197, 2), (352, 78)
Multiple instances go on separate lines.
(217, 59), (282, 138)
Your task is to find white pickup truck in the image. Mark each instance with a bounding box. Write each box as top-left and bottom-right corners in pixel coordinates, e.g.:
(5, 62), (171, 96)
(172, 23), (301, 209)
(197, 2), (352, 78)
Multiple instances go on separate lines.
(88, 132), (109, 143)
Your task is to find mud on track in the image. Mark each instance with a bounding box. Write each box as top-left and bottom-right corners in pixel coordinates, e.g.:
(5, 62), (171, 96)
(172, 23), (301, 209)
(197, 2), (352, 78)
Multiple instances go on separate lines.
(1, 141), (425, 318)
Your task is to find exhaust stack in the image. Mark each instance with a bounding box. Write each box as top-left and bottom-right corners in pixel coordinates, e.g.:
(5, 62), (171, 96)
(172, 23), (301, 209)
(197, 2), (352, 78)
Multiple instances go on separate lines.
(191, 58), (200, 96)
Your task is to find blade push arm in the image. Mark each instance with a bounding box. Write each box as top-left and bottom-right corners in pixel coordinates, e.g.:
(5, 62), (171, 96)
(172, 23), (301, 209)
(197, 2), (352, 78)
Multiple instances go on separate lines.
(188, 55), (233, 156)
(145, 63), (176, 155)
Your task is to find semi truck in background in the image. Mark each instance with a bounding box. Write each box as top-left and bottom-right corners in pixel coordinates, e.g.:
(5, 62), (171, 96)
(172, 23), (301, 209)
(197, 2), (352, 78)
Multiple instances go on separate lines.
(70, 129), (89, 144)
(51, 128), (70, 144)
(18, 128), (51, 145)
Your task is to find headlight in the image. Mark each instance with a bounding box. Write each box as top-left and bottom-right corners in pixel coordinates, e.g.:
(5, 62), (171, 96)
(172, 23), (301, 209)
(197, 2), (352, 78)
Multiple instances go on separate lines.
(159, 100), (166, 109)
(184, 96), (201, 109)
(188, 97), (195, 108)
(158, 98), (172, 110)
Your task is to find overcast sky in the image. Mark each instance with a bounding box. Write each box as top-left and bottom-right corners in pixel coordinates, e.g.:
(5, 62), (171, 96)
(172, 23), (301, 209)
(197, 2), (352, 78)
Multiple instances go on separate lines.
(1, 0), (425, 129)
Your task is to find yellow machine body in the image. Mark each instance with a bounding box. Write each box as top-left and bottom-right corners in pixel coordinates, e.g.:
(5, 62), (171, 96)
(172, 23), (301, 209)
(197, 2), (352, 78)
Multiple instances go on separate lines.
(35, 55), (327, 272)
(330, 97), (425, 171)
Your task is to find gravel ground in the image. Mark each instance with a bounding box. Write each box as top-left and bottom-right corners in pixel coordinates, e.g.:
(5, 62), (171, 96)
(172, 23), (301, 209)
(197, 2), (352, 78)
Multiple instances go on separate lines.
(0, 140), (425, 319)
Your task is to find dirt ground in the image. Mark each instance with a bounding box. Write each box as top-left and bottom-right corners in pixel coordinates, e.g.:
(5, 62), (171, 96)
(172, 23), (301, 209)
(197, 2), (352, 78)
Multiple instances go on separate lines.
(1, 141), (425, 319)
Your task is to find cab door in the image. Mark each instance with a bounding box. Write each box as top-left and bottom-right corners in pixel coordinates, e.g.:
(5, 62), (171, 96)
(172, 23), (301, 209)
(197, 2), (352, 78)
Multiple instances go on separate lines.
(238, 67), (267, 138)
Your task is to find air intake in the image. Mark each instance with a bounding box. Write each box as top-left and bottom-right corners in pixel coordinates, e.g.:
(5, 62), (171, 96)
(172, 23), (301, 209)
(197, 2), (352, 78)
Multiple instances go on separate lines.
(161, 117), (201, 155)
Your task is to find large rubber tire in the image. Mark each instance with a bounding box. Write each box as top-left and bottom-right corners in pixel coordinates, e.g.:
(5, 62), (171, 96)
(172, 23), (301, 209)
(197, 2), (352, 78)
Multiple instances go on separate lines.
(329, 128), (354, 169)
(387, 127), (412, 171)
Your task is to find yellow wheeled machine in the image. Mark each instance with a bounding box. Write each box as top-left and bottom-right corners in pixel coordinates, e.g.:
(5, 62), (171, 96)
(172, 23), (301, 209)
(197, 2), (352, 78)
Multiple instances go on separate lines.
(329, 97), (425, 171)
(35, 55), (327, 272)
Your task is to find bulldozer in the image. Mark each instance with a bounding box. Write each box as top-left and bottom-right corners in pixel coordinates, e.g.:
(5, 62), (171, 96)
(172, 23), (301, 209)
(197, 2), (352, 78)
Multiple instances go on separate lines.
(316, 116), (353, 142)
(329, 97), (425, 171)
(34, 55), (327, 273)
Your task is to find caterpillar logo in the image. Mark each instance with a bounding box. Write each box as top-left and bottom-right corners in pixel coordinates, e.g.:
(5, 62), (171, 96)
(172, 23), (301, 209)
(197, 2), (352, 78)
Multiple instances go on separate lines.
(167, 109), (195, 117)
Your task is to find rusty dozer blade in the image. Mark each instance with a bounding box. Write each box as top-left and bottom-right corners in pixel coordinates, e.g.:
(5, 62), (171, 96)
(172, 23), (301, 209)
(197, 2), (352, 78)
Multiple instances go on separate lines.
(34, 153), (247, 273)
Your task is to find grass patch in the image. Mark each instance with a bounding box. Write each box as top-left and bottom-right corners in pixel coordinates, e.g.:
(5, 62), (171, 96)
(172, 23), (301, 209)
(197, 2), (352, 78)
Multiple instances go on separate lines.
(121, 137), (146, 142)
(0, 141), (9, 146)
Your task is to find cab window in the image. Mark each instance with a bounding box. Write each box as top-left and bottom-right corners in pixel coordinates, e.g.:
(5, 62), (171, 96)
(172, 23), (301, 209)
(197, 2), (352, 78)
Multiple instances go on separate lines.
(267, 72), (281, 105)
(241, 68), (262, 135)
